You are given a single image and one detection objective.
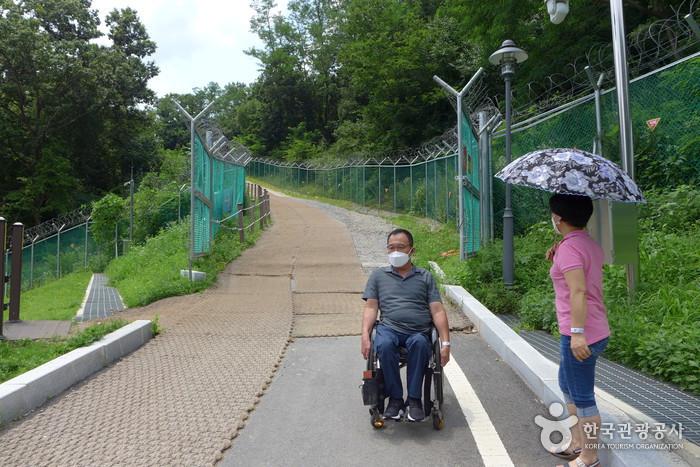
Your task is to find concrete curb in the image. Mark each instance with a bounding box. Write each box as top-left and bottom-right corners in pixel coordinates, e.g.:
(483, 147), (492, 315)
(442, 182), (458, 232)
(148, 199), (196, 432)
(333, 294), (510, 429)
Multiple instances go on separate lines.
(0, 320), (152, 426)
(75, 273), (95, 320)
(443, 285), (697, 467)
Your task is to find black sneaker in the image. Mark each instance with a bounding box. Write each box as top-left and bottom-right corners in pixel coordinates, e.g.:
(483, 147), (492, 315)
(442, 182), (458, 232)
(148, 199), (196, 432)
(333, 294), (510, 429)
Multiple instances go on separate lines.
(383, 398), (404, 420)
(406, 398), (425, 422)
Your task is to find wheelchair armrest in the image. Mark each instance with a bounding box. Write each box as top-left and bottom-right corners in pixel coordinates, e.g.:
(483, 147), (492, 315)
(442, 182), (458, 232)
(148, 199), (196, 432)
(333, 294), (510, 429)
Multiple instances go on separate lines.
(431, 326), (439, 344)
(370, 320), (379, 342)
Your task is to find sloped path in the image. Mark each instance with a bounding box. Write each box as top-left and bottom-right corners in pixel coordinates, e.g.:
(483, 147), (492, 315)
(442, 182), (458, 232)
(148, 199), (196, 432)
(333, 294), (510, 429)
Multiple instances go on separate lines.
(0, 194), (357, 466)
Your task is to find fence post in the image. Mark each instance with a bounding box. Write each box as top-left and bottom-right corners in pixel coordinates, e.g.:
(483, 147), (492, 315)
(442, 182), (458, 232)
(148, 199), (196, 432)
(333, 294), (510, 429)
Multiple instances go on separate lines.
(237, 203), (245, 243)
(30, 238), (34, 289)
(393, 166), (397, 212)
(56, 223), (66, 278)
(9, 223), (24, 321)
(258, 186), (264, 230)
(115, 223), (119, 259)
(410, 165), (413, 213)
(0, 217), (6, 338)
(84, 220), (89, 269)
(378, 167), (382, 210)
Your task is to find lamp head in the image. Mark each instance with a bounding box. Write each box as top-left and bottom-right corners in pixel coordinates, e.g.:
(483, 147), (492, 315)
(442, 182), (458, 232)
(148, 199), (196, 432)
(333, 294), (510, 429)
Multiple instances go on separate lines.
(489, 40), (528, 66)
(546, 0), (569, 24)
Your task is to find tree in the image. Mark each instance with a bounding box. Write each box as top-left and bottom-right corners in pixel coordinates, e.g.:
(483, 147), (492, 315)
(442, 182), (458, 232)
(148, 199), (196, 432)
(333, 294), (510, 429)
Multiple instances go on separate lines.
(0, 1), (159, 225)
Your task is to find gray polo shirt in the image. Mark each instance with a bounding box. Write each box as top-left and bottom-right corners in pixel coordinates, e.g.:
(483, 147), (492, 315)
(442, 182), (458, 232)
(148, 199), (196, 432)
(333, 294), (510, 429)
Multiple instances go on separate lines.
(362, 265), (442, 334)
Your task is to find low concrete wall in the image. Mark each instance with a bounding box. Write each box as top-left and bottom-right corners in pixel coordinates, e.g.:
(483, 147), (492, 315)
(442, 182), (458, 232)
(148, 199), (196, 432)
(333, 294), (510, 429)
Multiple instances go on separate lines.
(0, 320), (152, 425)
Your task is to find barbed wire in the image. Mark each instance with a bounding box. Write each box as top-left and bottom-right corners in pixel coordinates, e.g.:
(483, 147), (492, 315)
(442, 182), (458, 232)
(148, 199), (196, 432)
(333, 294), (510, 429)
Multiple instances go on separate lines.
(505, 1), (699, 123)
(251, 126), (460, 171)
(195, 119), (253, 167)
(22, 207), (92, 243)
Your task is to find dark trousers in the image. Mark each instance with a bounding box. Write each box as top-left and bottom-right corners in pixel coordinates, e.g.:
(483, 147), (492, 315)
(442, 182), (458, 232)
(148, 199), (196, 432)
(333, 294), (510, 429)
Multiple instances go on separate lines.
(373, 323), (431, 401)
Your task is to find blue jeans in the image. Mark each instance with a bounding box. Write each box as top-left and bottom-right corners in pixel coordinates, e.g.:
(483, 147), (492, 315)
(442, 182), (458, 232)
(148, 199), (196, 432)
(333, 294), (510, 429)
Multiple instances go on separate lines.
(558, 335), (609, 417)
(373, 324), (431, 401)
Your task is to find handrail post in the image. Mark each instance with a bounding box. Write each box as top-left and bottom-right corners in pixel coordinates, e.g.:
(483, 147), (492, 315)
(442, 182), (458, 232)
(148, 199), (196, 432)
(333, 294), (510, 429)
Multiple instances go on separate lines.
(9, 222), (24, 321)
(237, 203), (245, 243)
(0, 217), (6, 339)
(258, 186), (264, 230)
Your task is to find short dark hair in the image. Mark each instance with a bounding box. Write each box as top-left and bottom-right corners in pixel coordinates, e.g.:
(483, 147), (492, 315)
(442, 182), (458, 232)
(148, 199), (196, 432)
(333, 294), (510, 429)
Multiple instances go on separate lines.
(549, 193), (594, 228)
(387, 228), (414, 247)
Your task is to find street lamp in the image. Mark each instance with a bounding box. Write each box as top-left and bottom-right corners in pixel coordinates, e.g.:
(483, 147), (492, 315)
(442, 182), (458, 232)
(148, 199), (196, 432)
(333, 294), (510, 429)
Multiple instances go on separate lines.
(489, 39), (528, 287)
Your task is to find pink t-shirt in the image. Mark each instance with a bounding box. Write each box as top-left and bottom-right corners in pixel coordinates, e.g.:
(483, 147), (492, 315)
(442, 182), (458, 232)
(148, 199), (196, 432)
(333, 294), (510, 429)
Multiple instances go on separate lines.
(550, 230), (610, 345)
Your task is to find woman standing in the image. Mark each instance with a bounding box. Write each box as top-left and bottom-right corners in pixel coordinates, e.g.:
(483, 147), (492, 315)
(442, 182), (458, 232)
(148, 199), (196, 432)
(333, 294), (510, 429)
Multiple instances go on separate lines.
(547, 193), (610, 467)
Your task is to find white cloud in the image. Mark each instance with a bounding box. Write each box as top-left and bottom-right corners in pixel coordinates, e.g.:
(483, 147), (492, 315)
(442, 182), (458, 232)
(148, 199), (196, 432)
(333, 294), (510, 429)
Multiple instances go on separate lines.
(90, 0), (289, 97)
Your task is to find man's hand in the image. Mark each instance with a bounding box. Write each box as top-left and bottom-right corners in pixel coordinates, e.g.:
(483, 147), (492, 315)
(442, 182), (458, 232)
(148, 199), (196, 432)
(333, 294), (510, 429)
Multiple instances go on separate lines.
(361, 333), (371, 360)
(440, 347), (450, 367)
(570, 334), (591, 361)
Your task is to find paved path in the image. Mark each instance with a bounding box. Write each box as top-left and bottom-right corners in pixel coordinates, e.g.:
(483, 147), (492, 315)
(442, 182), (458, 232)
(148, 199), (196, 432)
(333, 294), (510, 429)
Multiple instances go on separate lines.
(1, 320), (71, 340)
(0, 195), (307, 466)
(0, 194), (557, 466)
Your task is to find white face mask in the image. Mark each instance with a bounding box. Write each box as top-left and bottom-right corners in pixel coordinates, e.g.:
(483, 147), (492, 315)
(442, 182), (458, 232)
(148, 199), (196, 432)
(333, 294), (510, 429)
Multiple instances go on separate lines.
(551, 215), (561, 235)
(388, 251), (410, 268)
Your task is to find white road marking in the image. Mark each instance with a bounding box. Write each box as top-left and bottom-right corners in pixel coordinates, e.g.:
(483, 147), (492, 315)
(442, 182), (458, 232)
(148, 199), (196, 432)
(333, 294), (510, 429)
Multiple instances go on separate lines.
(444, 355), (515, 467)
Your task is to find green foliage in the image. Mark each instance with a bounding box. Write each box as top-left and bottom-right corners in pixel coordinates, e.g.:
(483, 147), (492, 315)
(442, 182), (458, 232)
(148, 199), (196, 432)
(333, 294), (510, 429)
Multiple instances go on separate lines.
(19, 271), (93, 321)
(106, 217), (263, 307)
(0, 319), (127, 384)
(639, 185), (700, 234)
(151, 315), (162, 336)
(0, 0), (159, 225)
(90, 193), (126, 250)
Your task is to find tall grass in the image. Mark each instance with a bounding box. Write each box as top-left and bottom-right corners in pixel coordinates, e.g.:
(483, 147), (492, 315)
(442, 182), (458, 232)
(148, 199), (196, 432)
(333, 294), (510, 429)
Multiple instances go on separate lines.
(106, 218), (263, 307)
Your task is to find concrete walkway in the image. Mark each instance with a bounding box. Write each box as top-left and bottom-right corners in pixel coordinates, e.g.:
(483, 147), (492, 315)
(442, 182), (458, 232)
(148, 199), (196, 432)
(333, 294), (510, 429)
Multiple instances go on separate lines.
(0, 194), (353, 466)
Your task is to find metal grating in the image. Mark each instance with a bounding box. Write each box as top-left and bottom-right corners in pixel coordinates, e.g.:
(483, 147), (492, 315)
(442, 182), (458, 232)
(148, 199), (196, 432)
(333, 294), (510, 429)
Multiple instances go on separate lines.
(499, 314), (700, 446)
(79, 274), (125, 321)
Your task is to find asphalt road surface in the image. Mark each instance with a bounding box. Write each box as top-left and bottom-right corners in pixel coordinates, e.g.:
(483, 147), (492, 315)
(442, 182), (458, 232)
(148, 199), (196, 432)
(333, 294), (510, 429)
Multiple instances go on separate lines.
(221, 331), (555, 467)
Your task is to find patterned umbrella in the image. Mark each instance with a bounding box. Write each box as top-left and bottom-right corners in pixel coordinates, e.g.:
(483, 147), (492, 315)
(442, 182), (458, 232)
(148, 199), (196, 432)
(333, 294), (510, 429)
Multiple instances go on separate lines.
(494, 148), (645, 203)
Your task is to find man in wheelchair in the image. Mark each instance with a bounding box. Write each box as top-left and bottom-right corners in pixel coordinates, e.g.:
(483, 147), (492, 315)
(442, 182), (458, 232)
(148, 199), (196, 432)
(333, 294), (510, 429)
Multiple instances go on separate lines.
(361, 228), (450, 425)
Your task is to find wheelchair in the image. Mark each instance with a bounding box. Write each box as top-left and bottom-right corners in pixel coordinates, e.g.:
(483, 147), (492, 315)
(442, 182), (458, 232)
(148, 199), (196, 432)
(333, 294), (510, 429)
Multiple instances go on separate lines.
(361, 321), (445, 430)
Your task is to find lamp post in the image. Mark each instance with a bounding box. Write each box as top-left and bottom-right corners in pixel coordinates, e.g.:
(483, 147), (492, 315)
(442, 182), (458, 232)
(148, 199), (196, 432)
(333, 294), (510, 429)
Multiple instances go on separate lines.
(489, 40), (528, 287)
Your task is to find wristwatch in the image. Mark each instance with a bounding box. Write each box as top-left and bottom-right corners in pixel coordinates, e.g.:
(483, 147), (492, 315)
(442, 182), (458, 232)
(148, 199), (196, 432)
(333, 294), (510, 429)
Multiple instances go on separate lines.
(570, 327), (585, 334)
(441, 341), (451, 348)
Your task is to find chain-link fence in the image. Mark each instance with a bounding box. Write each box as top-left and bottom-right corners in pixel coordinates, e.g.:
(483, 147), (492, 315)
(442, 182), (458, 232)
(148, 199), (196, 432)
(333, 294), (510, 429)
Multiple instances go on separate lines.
(191, 129), (248, 256)
(3, 195), (183, 291)
(3, 134), (251, 291)
(489, 54), (700, 235)
(249, 125), (481, 254)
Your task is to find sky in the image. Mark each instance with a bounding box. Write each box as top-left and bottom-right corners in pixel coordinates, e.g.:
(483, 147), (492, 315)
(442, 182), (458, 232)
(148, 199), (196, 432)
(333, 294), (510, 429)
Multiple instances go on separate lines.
(91, 0), (288, 97)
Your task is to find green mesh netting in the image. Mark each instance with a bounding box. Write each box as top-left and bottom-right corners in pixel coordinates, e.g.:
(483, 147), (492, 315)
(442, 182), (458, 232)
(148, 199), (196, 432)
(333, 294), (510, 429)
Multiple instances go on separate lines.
(491, 55), (699, 235)
(192, 133), (246, 255)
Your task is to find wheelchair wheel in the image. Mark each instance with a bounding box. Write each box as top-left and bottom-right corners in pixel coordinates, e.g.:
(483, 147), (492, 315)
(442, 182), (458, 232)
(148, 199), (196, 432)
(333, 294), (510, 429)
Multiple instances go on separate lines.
(423, 369), (433, 415)
(431, 338), (445, 430)
(370, 408), (385, 429)
(433, 339), (444, 406)
(432, 410), (445, 430)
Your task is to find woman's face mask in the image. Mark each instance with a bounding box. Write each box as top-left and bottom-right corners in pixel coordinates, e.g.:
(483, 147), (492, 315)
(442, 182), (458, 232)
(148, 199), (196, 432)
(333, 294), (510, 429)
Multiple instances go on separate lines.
(551, 215), (562, 235)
